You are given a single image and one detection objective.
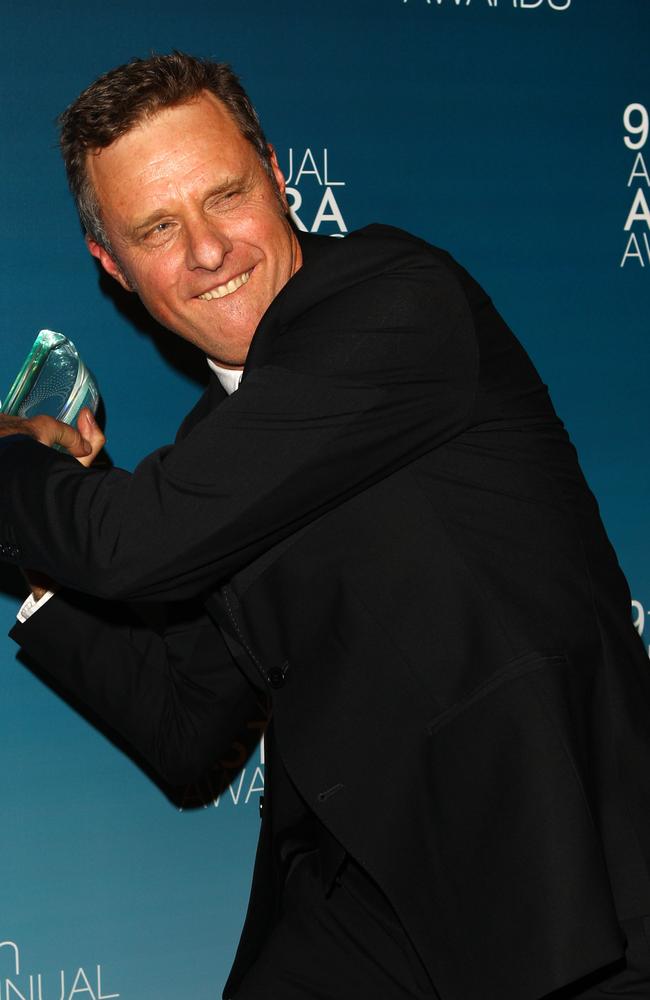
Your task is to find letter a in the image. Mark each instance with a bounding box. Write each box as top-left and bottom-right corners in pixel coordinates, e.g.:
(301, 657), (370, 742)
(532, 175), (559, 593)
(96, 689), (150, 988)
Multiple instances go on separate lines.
(311, 188), (348, 234)
(627, 153), (650, 187)
(620, 232), (645, 267)
(624, 188), (650, 230)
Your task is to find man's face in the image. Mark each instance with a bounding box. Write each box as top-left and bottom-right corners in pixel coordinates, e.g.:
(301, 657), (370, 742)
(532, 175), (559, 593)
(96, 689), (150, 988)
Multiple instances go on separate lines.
(86, 92), (302, 367)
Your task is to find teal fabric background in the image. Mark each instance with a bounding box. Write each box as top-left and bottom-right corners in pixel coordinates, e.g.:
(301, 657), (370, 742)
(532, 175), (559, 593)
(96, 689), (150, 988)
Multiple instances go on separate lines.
(0, 1), (647, 996)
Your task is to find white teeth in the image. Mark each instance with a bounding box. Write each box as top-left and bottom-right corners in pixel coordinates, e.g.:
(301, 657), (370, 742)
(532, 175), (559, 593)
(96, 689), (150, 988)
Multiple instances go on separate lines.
(198, 270), (250, 300)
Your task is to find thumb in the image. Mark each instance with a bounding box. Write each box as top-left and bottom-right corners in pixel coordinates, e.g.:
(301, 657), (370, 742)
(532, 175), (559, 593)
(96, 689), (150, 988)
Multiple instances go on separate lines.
(76, 408), (106, 467)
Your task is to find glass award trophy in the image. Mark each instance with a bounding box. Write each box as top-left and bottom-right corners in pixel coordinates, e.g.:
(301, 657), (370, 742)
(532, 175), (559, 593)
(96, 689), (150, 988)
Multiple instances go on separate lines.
(0, 330), (99, 428)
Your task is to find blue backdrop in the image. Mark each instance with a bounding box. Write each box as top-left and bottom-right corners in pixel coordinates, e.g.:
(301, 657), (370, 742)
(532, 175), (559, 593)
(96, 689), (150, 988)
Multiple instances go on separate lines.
(0, 1), (648, 996)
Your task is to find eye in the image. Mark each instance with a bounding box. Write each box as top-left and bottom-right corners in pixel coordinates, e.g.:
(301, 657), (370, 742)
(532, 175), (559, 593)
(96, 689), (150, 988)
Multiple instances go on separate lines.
(207, 188), (244, 213)
(150, 221), (174, 236)
(143, 221), (175, 245)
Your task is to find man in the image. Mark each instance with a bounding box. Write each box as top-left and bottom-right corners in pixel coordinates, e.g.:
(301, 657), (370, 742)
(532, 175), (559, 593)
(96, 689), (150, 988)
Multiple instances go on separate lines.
(0, 52), (649, 1000)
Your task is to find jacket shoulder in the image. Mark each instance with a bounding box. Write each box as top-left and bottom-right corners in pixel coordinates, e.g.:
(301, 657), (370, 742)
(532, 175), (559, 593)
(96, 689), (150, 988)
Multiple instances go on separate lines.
(245, 224), (468, 373)
(299, 223), (455, 275)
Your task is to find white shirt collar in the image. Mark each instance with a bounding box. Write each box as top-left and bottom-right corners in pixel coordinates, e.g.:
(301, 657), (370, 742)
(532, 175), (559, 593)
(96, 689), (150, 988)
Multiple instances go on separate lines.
(207, 358), (244, 396)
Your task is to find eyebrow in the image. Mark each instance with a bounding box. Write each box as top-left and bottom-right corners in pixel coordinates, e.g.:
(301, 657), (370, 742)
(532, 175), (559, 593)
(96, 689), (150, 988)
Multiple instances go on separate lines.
(127, 175), (251, 240)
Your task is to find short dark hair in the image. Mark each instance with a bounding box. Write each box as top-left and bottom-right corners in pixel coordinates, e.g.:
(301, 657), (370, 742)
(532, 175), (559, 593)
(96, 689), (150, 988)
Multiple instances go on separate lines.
(58, 51), (273, 251)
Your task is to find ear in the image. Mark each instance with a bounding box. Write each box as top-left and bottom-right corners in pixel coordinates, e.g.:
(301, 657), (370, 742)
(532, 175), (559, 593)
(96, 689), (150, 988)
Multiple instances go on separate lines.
(268, 145), (287, 202)
(85, 235), (134, 292)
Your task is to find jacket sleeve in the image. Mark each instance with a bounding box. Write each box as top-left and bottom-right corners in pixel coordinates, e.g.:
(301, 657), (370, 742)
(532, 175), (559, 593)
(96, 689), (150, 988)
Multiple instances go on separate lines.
(10, 591), (263, 785)
(0, 237), (478, 601)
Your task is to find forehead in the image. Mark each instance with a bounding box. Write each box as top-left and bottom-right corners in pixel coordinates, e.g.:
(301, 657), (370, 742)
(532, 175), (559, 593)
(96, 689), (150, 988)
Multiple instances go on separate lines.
(86, 92), (256, 213)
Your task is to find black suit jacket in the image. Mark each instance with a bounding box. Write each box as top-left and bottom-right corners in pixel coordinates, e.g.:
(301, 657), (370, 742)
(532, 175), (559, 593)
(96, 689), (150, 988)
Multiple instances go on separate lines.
(3, 225), (650, 1000)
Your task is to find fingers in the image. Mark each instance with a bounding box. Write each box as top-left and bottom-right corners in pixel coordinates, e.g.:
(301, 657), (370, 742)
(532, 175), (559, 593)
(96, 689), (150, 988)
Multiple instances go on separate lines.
(0, 411), (106, 465)
(75, 408), (106, 467)
(29, 414), (92, 458)
(0, 414), (38, 439)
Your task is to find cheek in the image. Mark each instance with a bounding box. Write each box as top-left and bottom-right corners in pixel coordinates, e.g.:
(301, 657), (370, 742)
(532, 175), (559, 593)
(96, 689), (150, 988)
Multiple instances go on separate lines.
(241, 211), (291, 258)
(136, 258), (182, 310)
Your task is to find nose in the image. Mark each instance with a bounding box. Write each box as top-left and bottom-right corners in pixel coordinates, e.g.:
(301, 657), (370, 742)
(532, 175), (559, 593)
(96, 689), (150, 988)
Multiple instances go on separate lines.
(185, 214), (232, 271)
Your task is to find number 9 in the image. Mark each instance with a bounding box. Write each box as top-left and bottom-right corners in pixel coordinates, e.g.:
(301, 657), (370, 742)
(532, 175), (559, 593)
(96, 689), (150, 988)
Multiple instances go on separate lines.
(624, 104), (648, 150)
(631, 600), (645, 637)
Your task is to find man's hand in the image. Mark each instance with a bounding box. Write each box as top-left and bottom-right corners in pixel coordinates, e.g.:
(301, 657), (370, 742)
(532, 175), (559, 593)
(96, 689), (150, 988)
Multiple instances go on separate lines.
(0, 407), (105, 465)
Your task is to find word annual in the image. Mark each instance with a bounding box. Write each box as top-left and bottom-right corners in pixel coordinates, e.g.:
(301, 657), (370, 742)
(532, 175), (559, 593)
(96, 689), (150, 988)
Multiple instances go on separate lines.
(0, 942), (118, 1000)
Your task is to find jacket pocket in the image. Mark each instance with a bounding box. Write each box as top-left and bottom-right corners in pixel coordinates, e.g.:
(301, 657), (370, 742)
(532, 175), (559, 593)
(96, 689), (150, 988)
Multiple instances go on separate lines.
(426, 649), (568, 736)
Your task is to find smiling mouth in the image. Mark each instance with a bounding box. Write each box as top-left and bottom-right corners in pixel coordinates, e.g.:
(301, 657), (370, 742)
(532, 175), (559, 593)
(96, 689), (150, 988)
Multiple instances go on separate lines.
(197, 270), (251, 300)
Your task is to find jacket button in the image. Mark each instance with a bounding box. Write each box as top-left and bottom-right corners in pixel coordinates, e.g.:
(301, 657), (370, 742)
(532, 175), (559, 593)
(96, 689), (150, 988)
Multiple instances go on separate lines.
(267, 661), (289, 689)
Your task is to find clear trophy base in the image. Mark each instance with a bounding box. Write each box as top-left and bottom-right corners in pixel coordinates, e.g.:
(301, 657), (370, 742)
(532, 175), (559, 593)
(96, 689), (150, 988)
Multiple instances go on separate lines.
(0, 330), (99, 429)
